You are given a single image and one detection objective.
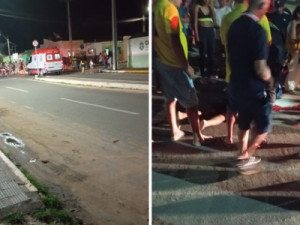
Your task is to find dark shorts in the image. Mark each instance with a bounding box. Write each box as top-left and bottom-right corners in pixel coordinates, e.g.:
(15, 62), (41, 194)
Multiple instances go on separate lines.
(155, 60), (198, 109)
(226, 83), (238, 112)
(238, 98), (272, 134)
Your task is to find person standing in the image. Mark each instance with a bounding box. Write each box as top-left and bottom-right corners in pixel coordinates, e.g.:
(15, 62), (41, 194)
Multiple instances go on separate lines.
(80, 59), (85, 73)
(285, 6), (300, 93)
(266, 0), (291, 99)
(227, 0), (272, 166)
(220, 0), (272, 145)
(102, 51), (108, 69)
(194, 0), (218, 77)
(153, 0), (206, 145)
(89, 59), (94, 73)
(179, 0), (191, 38)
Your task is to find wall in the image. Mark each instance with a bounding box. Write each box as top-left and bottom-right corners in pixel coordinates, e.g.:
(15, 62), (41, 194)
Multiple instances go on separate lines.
(127, 36), (149, 68)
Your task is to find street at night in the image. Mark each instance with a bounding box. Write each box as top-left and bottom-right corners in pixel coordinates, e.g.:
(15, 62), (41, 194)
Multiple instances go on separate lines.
(0, 72), (148, 224)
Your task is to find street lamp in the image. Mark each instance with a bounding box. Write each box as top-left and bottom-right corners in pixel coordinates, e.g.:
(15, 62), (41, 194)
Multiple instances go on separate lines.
(143, 4), (149, 33)
(112, 0), (118, 70)
(59, 0), (73, 60)
(0, 34), (11, 62)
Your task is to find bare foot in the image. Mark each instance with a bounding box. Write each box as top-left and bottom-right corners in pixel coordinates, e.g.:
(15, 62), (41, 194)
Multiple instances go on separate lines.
(200, 119), (206, 131)
(192, 133), (212, 146)
(171, 130), (185, 141)
(177, 111), (202, 120)
(201, 133), (213, 140)
(224, 137), (233, 145)
(237, 151), (249, 160)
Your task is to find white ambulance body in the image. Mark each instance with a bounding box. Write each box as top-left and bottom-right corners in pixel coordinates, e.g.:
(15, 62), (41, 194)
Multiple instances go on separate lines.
(27, 47), (63, 75)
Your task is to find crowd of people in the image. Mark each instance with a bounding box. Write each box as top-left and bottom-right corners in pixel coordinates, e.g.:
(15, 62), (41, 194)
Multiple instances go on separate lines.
(0, 60), (27, 76)
(76, 50), (113, 73)
(153, 0), (300, 169)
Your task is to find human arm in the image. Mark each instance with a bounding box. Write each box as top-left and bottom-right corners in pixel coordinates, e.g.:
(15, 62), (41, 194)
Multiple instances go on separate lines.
(220, 17), (227, 46)
(290, 19), (300, 41)
(254, 59), (273, 87)
(168, 33), (194, 77)
(211, 6), (217, 27)
(194, 5), (199, 42)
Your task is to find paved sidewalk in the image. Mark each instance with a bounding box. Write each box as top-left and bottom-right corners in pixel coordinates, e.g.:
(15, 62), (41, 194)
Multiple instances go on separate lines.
(0, 151), (42, 219)
(152, 84), (300, 225)
(34, 69), (149, 91)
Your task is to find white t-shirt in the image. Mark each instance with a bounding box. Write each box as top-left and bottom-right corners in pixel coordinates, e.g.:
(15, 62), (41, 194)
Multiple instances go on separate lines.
(215, 6), (232, 27)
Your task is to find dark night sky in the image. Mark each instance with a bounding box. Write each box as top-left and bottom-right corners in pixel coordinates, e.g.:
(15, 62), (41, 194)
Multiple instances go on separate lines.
(0, 0), (149, 53)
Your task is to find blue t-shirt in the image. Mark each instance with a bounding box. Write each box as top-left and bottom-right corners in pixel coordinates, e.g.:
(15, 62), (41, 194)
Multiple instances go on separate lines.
(227, 14), (269, 100)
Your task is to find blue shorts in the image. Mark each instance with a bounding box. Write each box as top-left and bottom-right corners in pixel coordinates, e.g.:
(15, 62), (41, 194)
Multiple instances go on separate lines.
(155, 60), (198, 108)
(226, 83), (238, 112)
(238, 98), (272, 134)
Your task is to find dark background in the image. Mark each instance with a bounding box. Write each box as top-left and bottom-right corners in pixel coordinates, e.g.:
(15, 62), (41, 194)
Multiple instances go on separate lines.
(0, 0), (149, 53)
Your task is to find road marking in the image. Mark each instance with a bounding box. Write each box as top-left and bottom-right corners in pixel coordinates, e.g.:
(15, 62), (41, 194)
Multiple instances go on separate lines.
(24, 106), (34, 110)
(6, 87), (28, 93)
(60, 97), (140, 115)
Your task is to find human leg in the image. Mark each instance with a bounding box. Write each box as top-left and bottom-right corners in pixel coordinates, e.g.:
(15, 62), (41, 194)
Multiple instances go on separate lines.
(237, 129), (250, 158)
(225, 84), (238, 144)
(225, 110), (237, 144)
(238, 132), (268, 159)
(238, 99), (272, 159)
(155, 60), (206, 144)
(186, 106), (205, 145)
(166, 100), (184, 141)
(177, 110), (202, 120)
(207, 27), (217, 76)
(200, 114), (225, 131)
(285, 53), (298, 92)
(198, 26), (208, 77)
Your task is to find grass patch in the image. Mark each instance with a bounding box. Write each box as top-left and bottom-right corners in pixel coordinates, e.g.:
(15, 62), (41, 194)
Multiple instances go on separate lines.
(42, 194), (63, 209)
(34, 209), (73, 224)
(20, 168), (48, 195)
(5, 213), (26, 224)
(4, 168), (76, 224)
(20, 168), (75, 224)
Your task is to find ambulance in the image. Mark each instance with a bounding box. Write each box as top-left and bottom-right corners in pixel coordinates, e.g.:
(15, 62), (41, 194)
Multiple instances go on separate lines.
(27, 47), (63, 75)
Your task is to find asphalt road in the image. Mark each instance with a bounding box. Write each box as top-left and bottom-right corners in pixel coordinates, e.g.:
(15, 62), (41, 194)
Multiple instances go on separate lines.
(0, 76), (148, 146)
(0, 75), (149, 224)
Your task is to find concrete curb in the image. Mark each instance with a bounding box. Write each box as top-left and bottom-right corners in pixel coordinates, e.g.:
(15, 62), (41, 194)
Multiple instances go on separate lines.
(35, 77), (149, 91)
(64, 69), (149, 74)
(0, 150), (37, 192)
(100, 69), (149, 74)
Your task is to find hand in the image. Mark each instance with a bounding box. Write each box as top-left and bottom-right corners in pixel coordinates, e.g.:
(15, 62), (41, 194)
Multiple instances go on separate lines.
(185, 64), (196, 79)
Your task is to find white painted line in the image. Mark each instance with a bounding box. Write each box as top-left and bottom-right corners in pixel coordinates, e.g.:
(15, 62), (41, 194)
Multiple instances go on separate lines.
(6, 87), (28, 93)
(60, 97), (140, 115)
(24, 106), (34, 110)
